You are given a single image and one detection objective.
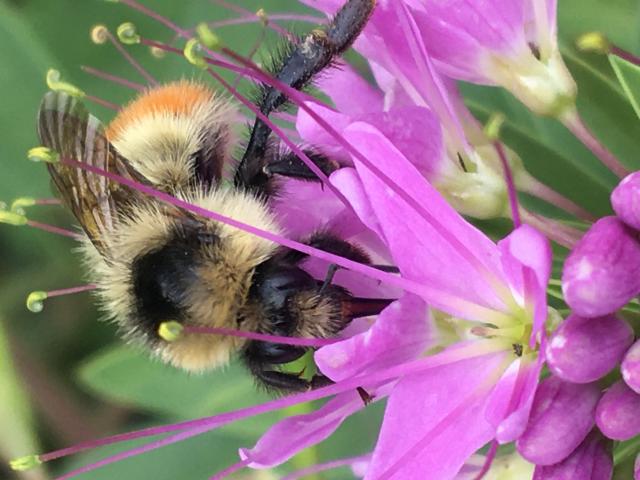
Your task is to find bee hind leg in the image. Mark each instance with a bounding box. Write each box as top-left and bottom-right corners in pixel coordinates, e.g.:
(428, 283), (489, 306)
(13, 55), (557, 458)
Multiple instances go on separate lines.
(234, 0), (376, 195)
(253, 369), (334, 393)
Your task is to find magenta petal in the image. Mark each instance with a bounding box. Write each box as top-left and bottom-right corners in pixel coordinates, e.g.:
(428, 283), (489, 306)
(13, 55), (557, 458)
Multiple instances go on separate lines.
(516, 376), (600, 465)
(296, 102), (352, 160)
(315, 294), (433, 382)
(239, 390), (373, 468)
(342, 122), (506, 316)
(360, 107), (446, 178)
(596, 380), (640, 441)
(622, 340), (640, 394)
(316, 64), (384, 116)
(407, 0), (529, 82)
(274, 178), (356, 237)
(497, 225), (551, 341)
(546, 314), (634, 383)
(297, 103), (447, 178)
(330, 167), (384, 240)
(485, 354), (544, 444)
(562, 216), (640, 317)
(365, 350), (508, 480)
(612, 171), (640, 230)
(532, 431), (612, 480)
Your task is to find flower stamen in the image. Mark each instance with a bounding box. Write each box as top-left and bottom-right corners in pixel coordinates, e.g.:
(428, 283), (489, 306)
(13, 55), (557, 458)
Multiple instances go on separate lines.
(26, 285), (96, 313)
(158, 321), (340, 348)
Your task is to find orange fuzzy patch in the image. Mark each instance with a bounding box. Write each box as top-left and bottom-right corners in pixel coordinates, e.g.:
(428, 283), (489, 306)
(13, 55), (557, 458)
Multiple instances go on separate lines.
(106, 81), (213, 141)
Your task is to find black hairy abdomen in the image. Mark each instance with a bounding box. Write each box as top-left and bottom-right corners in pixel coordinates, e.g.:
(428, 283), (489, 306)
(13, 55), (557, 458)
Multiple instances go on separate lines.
(131, 233), (205, 336)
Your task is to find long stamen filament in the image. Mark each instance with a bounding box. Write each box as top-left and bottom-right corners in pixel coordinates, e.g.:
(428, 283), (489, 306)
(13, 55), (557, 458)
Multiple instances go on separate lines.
(26, 285), (96, 313)
(81, 65), (145, 91)
(281, 454), (371, 480)
(24, 341), (507, 476)
(58, 155), (506, 321)
(159, 321), (340, 348)
(91, 24), (157, 85)
(111, 0), (513, 308)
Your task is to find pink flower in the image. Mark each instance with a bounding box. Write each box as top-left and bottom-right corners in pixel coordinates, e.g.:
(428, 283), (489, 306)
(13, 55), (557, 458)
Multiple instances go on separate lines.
(562, 216), (640, 317)
(622, 340), (640, 394)
(545, 314), (634, 383)
(320, 122), (551, 478)
(532, 430), (613, 480)
(516, 376), (601, 466)
(302, 0), (575, 117)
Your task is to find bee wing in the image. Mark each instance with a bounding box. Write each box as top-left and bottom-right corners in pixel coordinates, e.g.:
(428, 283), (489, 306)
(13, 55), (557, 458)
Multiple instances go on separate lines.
(37, 91), (147, 255)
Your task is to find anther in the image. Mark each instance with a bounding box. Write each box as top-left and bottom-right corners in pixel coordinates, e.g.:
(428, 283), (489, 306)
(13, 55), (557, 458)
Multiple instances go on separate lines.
(149, 46), (166, 59)
(26, 285), (96, 313)
(10, 198), (61, 214)
(196, 23), (223, 51)
(27, 146), (59, 164)
(9, 455), (42, 472)
(117, 22), (141, 45)
(184, 38), (208, 69)
(46, 69), (85, 98)
(484, 112), (506, 141)
(256, 8), (269, 26)
(26, 291), (47, 313)
(90, 24), (109, 44)
(576, 32), (610, 55)
(10, 197), (36, 214)
(0, 210), (28, 227)
(158, 321), (184, 342)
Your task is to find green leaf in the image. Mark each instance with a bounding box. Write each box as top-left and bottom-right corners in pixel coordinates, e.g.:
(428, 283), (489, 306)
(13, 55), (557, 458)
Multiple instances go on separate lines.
(0, 319), (47, 480)
(609, 54), (640, 119)
(614, 434), (640, 466)
(77, 345), (274, 426)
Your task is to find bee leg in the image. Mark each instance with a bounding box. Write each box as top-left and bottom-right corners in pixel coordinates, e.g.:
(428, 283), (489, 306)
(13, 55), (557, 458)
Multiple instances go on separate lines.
(235, 0), (376, 194)
(264, 150), (340, 182)
(252, 369), (335, 392)
(320, 263), (339, 294)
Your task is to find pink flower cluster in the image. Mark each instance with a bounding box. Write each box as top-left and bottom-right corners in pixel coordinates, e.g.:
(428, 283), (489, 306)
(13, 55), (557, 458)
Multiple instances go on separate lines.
(7, 0), (639, 479)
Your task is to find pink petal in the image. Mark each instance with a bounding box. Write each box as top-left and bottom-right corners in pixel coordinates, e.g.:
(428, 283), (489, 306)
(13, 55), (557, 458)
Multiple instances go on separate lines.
(612, 171), (640, 231)
(274, 178), (356, 237)
(516, 376), (600, 465)
(562, 216), (640, 317)
(316, 64), (384, 116)
(330, 167), (384, 240)
(532, 430), (612, 480)
(341, 122), (506, 317)
(622, 340), (640, 394)
(546, 314), (633, 383)
(365, 349), (508, 480)
(408, 0), (530, 83)
(485, 353), (544, 443)
(297, 103), (448, 179)
(596, 380), (640, 441)
(497, 225), (552, 342)
(296, 103), (352, 161)
(358, 2), (471, 149)
(315, 294), (433, 382)
(239, 389), (380, 469)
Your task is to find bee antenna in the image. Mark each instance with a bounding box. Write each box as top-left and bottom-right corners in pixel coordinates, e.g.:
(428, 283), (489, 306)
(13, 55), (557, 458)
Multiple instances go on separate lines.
(26, 285), (97, 313)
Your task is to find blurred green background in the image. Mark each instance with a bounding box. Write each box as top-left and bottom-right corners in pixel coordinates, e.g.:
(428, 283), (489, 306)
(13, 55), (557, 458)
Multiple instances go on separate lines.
(0, 0), (639, 479)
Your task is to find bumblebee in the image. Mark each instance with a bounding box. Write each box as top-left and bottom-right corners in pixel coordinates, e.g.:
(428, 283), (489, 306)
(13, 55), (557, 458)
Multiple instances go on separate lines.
(37, 0), (387, 391)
